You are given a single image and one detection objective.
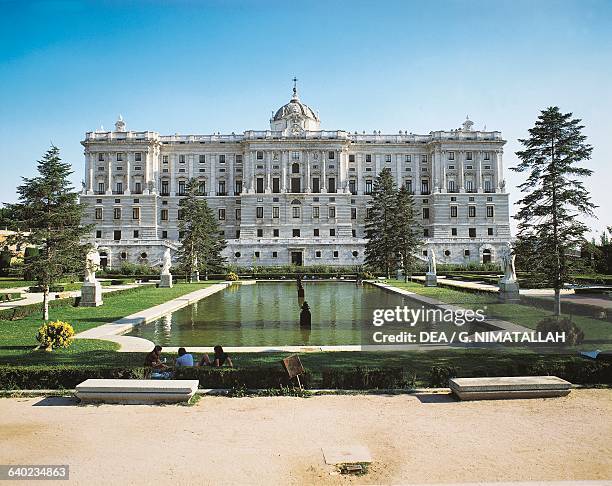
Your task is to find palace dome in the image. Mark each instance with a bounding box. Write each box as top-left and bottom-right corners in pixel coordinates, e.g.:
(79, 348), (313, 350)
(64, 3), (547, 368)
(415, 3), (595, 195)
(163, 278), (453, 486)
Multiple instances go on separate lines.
(272, 87), (319, 122)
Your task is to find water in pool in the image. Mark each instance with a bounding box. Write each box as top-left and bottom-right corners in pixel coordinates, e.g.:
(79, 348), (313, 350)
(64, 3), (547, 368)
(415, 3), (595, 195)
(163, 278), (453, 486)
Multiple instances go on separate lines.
(126, 281), (488, 346)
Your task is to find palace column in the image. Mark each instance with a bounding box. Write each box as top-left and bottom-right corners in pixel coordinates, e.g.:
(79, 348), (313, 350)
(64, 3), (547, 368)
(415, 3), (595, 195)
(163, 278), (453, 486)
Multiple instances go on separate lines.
(476, 151), (483, 192)
(170, 154), (176, 195)
(375, 153), (381, 177)
(106, 152), (112, 194)
(281, 150), (287, 193)
(125, 152), (132, 195)
(143, 149), (151, 194)
(305, 151), (311, 193)
(210, 154), (217, 196)
(357, 152), (364, 195)
(458, 150), (465, 193)
(86, 152), (94, 194)
(413, 154), (420, 195)
(395, 154), (402, 188)
(265, 151), (271, 193)
(228, 154), (235, 195)
(496, 149), (503, 192)
(320, 150), (327, 193)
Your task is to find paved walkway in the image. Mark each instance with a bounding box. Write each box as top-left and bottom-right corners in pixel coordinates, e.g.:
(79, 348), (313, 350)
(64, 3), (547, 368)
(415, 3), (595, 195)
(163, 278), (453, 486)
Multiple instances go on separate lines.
(375, 281), (532, 334)
(411, 276), (612, 310)
(75, 283), (231, 351)
(0, 282), (141, 311)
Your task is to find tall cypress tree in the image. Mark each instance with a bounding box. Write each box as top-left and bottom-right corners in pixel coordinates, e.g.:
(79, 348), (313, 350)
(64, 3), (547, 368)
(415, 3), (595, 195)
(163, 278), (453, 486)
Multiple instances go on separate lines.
(513, 107), (595, 315)
(177, 178), (226, 280)
(364, 168), (398, 278)
(393, 184), (423, 282)
(6, 146), (89, 320)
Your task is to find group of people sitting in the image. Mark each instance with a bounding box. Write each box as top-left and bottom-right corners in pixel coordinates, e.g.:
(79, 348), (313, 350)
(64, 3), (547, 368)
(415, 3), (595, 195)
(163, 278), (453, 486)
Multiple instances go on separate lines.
(144, 345), (233, 378)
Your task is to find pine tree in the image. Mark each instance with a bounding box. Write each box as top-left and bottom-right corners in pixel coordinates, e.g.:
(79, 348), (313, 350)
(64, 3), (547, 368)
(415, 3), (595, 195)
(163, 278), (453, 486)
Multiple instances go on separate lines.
(177, 178), (226, 280)
(393, 184), (423, 282)
(364, 168), (398, 278)
(512, 107), (595, 315)
(6, 146), (90, 320)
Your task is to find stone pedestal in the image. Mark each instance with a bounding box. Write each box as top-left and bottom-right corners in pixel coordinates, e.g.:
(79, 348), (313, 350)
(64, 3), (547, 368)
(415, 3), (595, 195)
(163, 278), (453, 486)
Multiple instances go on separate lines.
(498, 279), (520, 302)
(80, 281), (103, 307)
(160, 274), (173, 288)
(425, 272), (438, 287)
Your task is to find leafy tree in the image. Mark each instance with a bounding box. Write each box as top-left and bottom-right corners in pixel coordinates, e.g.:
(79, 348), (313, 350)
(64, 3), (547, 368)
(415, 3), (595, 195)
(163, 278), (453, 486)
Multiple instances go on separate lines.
(512, 107), (595, 315)
(364, 168), (399, 278)
(5, 146), (90, 320)
(393, 184), (423, 281)
(177, 178), (226, 280)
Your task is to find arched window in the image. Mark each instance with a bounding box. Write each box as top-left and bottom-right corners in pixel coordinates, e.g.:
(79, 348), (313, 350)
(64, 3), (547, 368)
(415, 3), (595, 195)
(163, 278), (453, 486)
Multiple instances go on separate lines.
(291, 163), (300, 174)
(291, 199), (301, 205)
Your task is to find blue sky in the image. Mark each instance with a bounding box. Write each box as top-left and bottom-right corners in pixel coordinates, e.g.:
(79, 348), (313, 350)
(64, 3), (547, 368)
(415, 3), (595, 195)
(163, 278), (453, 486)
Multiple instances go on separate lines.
(1, 0), (610, 237)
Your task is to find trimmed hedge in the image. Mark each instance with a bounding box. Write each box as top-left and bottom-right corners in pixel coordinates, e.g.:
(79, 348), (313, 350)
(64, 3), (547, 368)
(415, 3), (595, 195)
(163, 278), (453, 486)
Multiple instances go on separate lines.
(1, 358), (610, 390)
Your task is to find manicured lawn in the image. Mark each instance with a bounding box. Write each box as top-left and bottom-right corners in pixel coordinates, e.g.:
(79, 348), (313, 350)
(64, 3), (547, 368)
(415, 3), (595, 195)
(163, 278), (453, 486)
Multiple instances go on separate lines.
(0, 282), (216, 361)
(0, 278), (37, 289)
(387, 280), (612, 350)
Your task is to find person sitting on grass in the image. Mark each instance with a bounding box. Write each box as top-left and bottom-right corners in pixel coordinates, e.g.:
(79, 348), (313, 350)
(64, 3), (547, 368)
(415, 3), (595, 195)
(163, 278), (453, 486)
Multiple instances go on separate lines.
(144, 345), (170, 378)
(198, 345), (233, 368)
(175, 347), (194, 367)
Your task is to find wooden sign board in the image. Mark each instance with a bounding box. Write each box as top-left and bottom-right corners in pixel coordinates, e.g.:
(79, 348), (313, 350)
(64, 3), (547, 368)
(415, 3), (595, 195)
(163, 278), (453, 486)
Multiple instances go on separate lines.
(282, 355), (305, 379)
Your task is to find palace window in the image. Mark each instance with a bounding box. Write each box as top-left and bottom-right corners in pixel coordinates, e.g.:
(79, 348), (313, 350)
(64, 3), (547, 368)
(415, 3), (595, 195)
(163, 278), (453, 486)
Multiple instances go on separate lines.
(292, 207), (301, 218)
(236, 154), (242, 163)
(273, 206), (279, 218)
(273, 229), (279, 237)
(163, 155), (168, 164)
(235, 180), (242, 195)
(235, 208), (241, 220)
(448, 152), (455, 160)
(256, 207), (264, 219)
(312, 207), (320, 218)
(469, 228), (476, 238)
(177, 209), (184, 220)
(385, 154), (391, 163)
(116, 153), (123, 161)
(256, 151), (264, 160)
(219, 154), (225, 163)
(313, 228), (320, 236)
(366, 154), (372, 163)
(178, 181), (186, 195)
(179, 155), (185, 163)
(256, 178), (264, 193)
(218, 181), (226, 196)
(349, 180), (356, 195)
(349, 154), (355, 162)
(98, 153), (104, 162)
(328, 207), (336, 218)
(132, 207), (140, 220)
(484, 152), (491, 160)
(448, 180), (456, 193)
(292, 151), (299, 160)
(272, 177), (280, 193)
(351, 208), (357, 220)
(450, 206), (458, 218)
(466, 152), (473, 160)
(199, 154), (205, 163)
(469, 206), (476, 217)
(422, 208), (430, 219)
(198, 181), (206, 195)
(421, 154), (427, 163)
(487, 206), (494, 218)
(135, 152), (142, 162)
(97, 182), (105, 194)
(488, 227), (494, 235)
(365, 180), (373, 195)
(161, 209), (168, 221)
(162, 231), (168, 239)
(218, 208), (226, 220)
(95, 208), (102, 220)
(451, 228), (457, 236)
(405, 154), (411, 162)
(292, 229), (300, 237)
(95, 230), (102, 238)
(292, 163), (300, 174)
(257, 229), (263, 238)
(329, 228), (336, 237)
(113, 208), (121, 220)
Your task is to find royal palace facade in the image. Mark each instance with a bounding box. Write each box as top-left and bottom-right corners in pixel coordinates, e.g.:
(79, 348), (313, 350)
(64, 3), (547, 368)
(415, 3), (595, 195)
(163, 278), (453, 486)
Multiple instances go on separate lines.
(80, 85), (511, 269)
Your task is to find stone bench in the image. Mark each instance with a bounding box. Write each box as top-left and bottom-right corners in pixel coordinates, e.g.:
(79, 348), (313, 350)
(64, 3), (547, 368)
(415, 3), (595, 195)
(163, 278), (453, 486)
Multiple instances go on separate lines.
(75, 379), (199, 404)
(449, 376), (572, 401)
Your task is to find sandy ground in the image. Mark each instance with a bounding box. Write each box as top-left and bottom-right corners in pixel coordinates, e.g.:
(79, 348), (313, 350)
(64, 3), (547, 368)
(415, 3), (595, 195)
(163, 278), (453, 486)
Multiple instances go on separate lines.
(1, 389), (611, 486)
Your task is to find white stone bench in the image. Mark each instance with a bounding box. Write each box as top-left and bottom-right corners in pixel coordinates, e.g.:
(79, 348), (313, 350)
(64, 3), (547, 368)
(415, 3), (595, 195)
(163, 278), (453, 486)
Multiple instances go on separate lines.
(75, 379), (199, 404)
(449, 376), (571, 401)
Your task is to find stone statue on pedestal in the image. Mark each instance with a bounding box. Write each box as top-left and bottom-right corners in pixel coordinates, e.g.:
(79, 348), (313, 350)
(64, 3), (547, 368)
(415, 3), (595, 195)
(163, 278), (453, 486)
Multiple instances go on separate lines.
(159, 248), (173, 288)
(425, 249), (438, 287)
(80, 244), (103, 307)
(498, 243), (520, 301)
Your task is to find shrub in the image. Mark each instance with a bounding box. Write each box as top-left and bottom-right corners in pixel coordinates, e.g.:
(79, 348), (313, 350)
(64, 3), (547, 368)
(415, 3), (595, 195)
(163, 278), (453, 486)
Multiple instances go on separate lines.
(428, 365), (459, 387)
(536, 316), (585, 346)
(35, 321), (75, 351)
(362, 271), (376, 280)
(225, 272), (239, 281)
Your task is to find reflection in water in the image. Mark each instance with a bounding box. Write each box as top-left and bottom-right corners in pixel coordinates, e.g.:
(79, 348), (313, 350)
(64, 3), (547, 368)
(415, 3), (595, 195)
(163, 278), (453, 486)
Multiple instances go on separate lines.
(127, 282), (488, 347)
